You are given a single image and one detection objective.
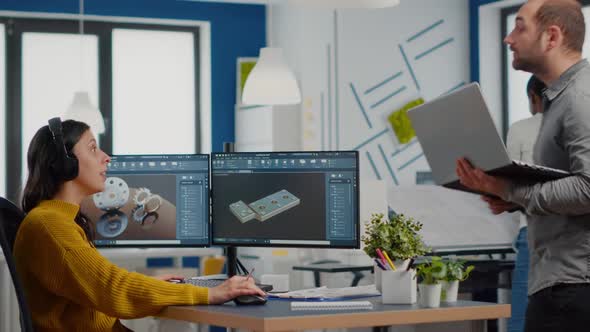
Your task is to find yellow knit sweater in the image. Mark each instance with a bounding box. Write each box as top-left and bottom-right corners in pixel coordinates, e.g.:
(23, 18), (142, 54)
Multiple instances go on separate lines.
(13, 200), (209, 332)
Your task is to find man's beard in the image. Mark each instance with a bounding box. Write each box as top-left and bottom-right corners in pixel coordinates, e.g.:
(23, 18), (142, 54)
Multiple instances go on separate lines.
(513, 54), (542, 73)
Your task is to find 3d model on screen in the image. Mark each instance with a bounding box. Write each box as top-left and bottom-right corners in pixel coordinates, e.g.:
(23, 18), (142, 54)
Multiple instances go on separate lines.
(230, 189), (300, 223)
(96, 210), (129, 238)
(131, 187), (162, 229)
(229, 201), (257, 223)
(93, 179), (165, 237)
(93, 177), (130, 237)
(93, 177), (129, 210)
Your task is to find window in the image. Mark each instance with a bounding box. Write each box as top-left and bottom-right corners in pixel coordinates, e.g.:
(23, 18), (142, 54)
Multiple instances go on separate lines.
(21, 32), (99, 185)
(112, 28), (197, 155)
(3, 17), (201, 202)
(502, 1), (590, 135)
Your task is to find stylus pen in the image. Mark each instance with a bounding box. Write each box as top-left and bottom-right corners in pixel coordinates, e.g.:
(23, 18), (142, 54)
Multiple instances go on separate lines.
(246, 267), (255, 281)
(236, 258), (248, 275)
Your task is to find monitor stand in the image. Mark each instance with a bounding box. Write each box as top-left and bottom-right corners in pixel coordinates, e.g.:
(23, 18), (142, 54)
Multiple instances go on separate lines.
(226, 246), (238, 277)
(223, 142), (238, 278)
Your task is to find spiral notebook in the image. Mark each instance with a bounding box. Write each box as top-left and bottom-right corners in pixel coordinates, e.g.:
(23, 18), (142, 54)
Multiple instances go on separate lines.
(291, 301), (373, 311)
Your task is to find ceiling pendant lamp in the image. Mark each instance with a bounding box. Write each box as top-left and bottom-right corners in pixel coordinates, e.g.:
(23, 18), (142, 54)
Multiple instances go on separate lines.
(64, 0), (105, 134)
(241, 47), (301, 105)
(65, 91), (106, 133)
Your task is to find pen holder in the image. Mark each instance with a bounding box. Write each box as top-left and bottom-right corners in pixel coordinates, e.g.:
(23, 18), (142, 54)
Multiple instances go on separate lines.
(381, 269), (417, 304)
(374, 262), (382, 292)
(375, 259), (411, 292)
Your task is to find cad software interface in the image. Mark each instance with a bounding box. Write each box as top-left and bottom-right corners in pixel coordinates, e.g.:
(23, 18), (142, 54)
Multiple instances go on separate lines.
(81, 154), (210, 247)
(211, 151), (359, 248)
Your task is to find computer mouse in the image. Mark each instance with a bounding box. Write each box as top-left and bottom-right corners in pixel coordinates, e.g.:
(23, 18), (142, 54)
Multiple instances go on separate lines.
(167, 278), (185, 284)
(233, 294), (267, 305)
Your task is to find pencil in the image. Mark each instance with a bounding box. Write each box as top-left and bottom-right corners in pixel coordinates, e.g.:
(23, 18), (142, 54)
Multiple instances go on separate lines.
(382, 251), (397, 271)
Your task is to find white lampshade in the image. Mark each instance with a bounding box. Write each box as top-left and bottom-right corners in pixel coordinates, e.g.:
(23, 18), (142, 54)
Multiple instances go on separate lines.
(242, 47), (301, 105)
(64, 91), (105, 134)
(288, 0), (400, 8)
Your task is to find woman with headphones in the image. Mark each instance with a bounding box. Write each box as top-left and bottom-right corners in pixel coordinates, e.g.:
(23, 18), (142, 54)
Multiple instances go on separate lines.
(13, 118), (264, 331)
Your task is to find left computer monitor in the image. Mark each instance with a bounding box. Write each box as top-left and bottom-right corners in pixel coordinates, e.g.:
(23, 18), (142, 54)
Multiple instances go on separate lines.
(80, 154), (210, 247)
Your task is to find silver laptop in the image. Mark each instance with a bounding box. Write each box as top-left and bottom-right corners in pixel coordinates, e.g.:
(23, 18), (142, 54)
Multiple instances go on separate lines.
(407, 82), (570, 194)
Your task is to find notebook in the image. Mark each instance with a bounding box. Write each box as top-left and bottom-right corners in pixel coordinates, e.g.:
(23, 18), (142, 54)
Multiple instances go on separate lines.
(407, 82), (570, 195)
(267, 285), (380, 300)
(291, 301), (373, 311)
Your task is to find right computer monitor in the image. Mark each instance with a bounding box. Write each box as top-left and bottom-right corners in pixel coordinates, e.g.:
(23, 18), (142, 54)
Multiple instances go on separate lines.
(211, 151), (359, 248)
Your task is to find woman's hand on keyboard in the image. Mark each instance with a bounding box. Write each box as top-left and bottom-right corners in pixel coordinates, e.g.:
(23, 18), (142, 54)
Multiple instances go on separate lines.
(208, 276), (266, 304)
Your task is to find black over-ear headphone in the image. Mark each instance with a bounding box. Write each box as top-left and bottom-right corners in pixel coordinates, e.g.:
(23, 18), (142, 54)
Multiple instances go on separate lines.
(48, 117), (79, 181)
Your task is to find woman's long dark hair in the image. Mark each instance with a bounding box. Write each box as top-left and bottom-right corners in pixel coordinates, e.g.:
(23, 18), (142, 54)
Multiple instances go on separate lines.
(21, 119), (95, 243)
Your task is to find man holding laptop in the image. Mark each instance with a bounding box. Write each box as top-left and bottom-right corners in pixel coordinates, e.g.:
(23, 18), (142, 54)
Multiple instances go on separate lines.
(456, 0), (590, 330)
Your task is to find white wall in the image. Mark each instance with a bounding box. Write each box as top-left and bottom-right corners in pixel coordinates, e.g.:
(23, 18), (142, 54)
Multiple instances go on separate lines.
(271, 0), (470, 187)
(258, 1), (522, 256)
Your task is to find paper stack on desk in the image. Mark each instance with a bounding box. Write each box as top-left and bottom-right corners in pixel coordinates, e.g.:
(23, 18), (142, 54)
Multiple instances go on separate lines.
(267, 285), (380, 300)
(291, 301), (374, 310)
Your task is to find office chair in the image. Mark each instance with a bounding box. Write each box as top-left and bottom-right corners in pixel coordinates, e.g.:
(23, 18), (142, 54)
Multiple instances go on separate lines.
(0, 196), (34, 332)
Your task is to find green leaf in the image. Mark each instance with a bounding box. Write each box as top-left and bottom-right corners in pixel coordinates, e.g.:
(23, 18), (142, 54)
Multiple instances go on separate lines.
(362, 213), (431, 261)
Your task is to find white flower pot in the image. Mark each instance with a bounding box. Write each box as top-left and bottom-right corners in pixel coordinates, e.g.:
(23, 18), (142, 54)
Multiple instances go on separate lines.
(381, 269), (417, 304)
(441, 280), (459, 302)
(418, 283), (442, 308)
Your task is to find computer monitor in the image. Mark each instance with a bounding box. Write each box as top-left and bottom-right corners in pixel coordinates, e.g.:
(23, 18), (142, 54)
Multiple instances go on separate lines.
(80, 154), (210, 247)
(211, 151), (359, 248)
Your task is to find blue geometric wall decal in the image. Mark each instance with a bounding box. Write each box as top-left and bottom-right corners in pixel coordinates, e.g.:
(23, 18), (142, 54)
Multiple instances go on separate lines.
(353, 128), (388, 151)
(364, 71), (403, 95)
(444, 81), (467, 95)
(398, 152), (425, 171)
(398, 44), (421, 91)
(391, 139), (419, 158)
(407, 19), (444, 43)
(366, 151), (382, 180)
(349, 82), (373, 128)
(370, 86), (407, 109)
(415, 37), (455, 60)
(378, 144), (399, 185)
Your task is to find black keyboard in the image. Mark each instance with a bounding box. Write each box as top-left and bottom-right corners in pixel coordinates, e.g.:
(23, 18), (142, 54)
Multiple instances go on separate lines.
(180, 277), (273, 292)
(185, 278), (225, 288)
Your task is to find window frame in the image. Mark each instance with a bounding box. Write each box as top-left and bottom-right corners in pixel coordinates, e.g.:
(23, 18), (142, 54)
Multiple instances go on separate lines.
(2, 16), (200, 203)
(500, 0), (590, 138)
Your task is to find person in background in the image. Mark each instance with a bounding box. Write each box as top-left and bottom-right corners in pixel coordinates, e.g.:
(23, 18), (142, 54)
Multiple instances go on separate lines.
(456, 0), (590, 330)
(504, 75), (545, 332)
(13, 118), (265, 332)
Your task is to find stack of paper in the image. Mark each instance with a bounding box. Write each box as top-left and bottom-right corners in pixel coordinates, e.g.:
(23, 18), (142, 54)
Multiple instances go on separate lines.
(267, 285), (380, 300)
(291, 301), (373, 310)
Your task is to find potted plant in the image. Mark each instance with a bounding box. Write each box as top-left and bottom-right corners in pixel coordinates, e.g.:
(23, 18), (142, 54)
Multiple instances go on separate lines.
(414, 256), (447, 308)
(441, 259), (474, 302)
(362, 213), (429, 295)
(362, 213), (429, 269)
